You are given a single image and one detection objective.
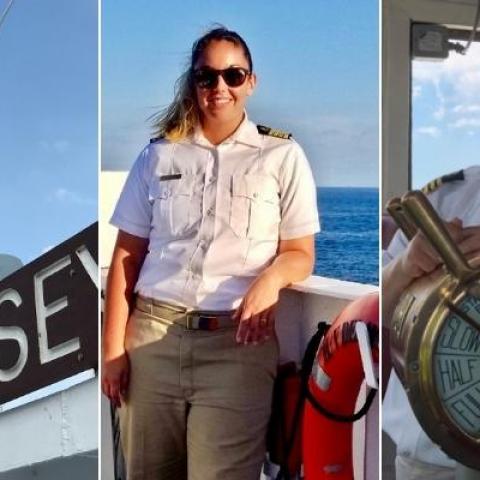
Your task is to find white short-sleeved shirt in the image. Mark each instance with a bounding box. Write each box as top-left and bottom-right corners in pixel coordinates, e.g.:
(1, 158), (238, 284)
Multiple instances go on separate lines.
(383, 166), (480, 467)
(111, 115), (320, 310)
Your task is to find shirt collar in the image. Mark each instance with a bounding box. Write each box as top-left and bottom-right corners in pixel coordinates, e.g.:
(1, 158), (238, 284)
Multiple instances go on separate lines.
(190, 112), (262, 148)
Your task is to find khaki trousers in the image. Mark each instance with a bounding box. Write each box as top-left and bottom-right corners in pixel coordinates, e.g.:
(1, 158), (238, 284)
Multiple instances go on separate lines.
(395, 455), (455, 480)
(120, 306), (279, 480)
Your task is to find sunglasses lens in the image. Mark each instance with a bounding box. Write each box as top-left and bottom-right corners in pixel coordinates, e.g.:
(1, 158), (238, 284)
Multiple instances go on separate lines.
(194, 69), (217, 89)
(223, 68), (248, 87)
(194, 68), (249, 89)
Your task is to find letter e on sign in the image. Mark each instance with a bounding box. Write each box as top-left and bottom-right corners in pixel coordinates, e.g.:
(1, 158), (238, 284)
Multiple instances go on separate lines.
(34, 255), (80, 364)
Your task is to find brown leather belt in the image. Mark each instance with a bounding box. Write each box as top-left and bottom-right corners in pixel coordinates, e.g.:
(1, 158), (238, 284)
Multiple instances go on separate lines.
(136, 295), (237, 331)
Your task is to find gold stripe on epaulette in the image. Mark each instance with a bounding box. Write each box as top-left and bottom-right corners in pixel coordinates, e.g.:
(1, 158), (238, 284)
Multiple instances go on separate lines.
(269, 128), (291, 140)
(256, 124), (292, 140)
(421, 169), (464, 195)
(421, 179), (441, 195)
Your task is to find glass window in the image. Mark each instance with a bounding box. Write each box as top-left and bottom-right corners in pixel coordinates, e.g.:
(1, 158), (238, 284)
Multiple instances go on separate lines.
(411, 29), (480, 189)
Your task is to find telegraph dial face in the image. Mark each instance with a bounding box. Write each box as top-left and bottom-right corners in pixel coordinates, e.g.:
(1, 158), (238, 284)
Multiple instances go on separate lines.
(432, 291), (480, 440)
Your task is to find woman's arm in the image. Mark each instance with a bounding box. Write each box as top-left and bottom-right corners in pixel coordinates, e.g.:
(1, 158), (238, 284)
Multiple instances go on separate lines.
(102, 230), (148, 406)
(267, 235), (315, 287)
(234, 235), (315, 344)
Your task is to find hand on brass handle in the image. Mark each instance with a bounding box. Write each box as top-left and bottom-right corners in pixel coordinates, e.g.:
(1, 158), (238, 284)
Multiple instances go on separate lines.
(399, 218), (463, 281)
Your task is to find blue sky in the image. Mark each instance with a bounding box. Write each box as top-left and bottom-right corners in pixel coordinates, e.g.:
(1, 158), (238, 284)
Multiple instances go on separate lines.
(0, 0), (97, 264)
(0, 1), (379, 264)
(412, 43), (480, 188)
(102, 0), (379, 188)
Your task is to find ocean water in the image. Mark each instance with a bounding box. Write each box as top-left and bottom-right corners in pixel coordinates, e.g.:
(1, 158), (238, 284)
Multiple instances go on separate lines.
(313, 187), (379, 285)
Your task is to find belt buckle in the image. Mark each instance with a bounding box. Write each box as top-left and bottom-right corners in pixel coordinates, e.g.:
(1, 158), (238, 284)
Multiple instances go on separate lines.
(185, 313), (219, 331)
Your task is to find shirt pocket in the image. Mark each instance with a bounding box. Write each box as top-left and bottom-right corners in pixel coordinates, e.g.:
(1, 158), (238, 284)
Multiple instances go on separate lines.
(229, 174), (281, 240)
(149, 174), (203, 238)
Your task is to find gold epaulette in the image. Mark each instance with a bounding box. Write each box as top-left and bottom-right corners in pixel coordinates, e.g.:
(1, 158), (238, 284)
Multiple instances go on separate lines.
(257, 125), (292, 140)
(421, 169), (465, 195)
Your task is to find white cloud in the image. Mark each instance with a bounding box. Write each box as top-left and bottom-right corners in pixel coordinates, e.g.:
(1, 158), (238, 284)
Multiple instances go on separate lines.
(413, 43), (480, 123)
(433, 81), (446, 120)
(413, 44), (480, 97)
(41, 245), (54, 254)
(39, 139), (71, 154)
(51, 188), (95, 205)
(412, 84), (422, 98)
(452, 104), (480, 114)
(416, 126), (441, 137)
(433, 105), (445, 120)
(449, 118), (480, 129)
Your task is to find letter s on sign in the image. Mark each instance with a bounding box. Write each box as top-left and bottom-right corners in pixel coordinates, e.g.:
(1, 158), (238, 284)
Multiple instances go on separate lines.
(0, 289), (28, 382)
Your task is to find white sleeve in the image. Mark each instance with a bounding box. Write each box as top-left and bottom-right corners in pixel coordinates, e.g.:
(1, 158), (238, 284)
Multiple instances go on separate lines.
(384, 229), (409, 266)
(279, 143), (321, 240)
(110, 147), (152, 239)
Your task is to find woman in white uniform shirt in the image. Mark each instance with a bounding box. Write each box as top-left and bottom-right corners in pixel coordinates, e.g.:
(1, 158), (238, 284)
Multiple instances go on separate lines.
(383, 166), (480, 480)
(102, 28), (319, 480)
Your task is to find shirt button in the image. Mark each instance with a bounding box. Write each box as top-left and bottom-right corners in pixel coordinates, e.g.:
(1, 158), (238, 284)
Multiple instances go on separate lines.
(207, 208), (214, 216)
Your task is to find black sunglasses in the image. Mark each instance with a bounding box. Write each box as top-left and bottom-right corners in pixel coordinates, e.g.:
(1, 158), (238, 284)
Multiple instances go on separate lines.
(193, 67), (250, 89)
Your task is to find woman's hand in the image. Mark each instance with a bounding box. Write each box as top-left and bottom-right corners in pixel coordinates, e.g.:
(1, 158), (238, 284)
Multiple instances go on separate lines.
(101, 351), (130, 408)
(233, 235), (315, 345)
(398, 218), (464, 280)
(458, 225), (480, 259)
(383, 219), (476, 329)
(233, 271), (281, 345)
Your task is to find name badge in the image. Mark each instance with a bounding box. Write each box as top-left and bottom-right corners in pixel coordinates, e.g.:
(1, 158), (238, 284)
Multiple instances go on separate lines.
(159, 174), (182, 181)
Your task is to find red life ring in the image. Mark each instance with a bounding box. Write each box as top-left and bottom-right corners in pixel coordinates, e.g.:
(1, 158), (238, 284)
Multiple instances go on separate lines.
(303, 293), (379, 480)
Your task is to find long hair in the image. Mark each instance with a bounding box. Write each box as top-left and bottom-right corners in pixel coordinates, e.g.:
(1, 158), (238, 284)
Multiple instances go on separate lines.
(151, 27), (253, 142)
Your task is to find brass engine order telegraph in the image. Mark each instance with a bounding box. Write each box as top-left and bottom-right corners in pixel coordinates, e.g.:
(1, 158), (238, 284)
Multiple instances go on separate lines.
(387, 190), (480, 470)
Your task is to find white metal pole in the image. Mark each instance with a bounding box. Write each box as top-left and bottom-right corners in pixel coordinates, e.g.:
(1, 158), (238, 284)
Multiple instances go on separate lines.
(0, 0), (15, 32)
